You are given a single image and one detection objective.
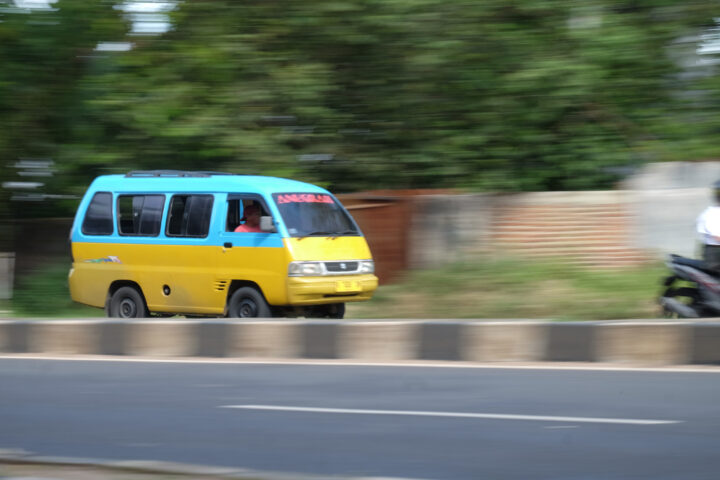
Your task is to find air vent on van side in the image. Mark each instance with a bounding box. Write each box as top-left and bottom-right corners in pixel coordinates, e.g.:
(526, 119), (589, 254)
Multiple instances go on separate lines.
(214, 280), (229, 292)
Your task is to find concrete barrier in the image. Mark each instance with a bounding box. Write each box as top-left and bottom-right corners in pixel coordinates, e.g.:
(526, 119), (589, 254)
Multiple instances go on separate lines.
(1, 319), (720, 366)
(462, 322), (546, 363)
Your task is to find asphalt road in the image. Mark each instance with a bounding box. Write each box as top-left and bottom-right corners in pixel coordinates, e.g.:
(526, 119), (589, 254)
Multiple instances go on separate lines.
(1, 358), (719, 480)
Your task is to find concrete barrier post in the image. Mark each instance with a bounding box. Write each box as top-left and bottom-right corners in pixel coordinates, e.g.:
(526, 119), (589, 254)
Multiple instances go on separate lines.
(232, 321), (300, 358)
(544, 323), (597, 362)
(595, 322), (690, 365)
(339, 322), (417, 361)
(126, 321), (196, 357)
(417, 323), (463, 361)
(0, 321), (32, 353)
(463, 322), (546, 362)
(301, 322), (340, 359)
(32, 321), (98, 355)
(689, 323), (720, 364)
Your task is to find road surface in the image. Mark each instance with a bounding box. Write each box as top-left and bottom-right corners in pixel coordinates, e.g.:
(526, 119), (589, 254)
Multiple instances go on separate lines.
(1, 357), (719, 479)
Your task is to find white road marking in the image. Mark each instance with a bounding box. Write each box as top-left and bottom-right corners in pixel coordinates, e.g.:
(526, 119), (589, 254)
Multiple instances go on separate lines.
(220, 404), (681, 425)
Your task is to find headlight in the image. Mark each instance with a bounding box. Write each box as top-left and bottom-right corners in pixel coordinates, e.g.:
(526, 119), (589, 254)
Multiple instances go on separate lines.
(288, 260), (375, 276)
(288, 261), (323, 276)
(359, 260), (374, 274)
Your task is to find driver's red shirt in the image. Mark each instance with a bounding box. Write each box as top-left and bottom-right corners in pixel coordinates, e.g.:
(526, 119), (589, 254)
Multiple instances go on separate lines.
(234, 224), (263, 233)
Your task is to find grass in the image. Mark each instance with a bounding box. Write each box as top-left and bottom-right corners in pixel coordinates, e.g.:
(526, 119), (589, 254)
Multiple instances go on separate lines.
(4, 256), (668, 320)
(346, 256), (668, 321)
(8, 262), (100, 318)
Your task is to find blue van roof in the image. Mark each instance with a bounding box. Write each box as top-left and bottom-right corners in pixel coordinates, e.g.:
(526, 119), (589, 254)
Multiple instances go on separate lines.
(88, 173), (330, 195)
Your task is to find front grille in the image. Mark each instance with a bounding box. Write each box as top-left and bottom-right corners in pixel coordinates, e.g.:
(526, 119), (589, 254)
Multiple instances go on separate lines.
(325, 261), (359, 273)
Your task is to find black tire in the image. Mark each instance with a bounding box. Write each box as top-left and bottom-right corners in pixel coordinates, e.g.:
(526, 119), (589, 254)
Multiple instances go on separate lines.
(660, 286), (708, 318)
(326, 303), (345, 319)
(108, 286), (148, 318)
(663, 286), (700, 300)
(307, 303), (345, 319)
(228, 287), (272, 318)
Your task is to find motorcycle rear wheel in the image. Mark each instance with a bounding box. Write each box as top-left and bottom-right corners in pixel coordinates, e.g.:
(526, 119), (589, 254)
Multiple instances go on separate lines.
(660, 286), (705, 318)
(662, 286), (700, 300)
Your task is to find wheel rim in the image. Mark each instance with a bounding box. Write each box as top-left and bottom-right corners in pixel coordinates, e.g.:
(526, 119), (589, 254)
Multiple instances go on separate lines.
(119, 297), (137, 318)
(238, 298), (257, 317)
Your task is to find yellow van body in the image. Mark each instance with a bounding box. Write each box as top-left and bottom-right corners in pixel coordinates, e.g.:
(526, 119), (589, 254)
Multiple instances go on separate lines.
(69, 172), (378, 318)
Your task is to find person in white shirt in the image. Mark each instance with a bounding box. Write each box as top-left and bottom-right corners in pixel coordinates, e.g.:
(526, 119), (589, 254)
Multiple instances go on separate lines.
(696, 182), (720, 270)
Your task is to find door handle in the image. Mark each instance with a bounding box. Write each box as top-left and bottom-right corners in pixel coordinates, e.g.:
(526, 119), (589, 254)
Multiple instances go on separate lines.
(223, 242), (232, 248)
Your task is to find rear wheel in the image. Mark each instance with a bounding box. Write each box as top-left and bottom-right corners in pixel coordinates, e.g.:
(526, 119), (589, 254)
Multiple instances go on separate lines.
(228, 287), (272, 318)
(660, 286), (704, 318)
(663, 286), (700, 300)
(108, 286), (148, 318)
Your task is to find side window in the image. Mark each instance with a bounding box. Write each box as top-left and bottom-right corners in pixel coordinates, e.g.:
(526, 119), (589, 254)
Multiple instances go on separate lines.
(81, 192), (113, 235)
(166, 194), (214, 238)
(117, 195), (164, 236)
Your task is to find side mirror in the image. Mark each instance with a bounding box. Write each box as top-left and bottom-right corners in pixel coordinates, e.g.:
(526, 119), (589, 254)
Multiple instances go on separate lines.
(260, 216), (276, 233)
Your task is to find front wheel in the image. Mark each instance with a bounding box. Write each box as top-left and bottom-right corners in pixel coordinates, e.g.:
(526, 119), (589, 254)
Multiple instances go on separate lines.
(307, 303), (345, 319)
(108, 286), (148, 318)
(325, 303), (345, 319)
(228, 287), (272, 318)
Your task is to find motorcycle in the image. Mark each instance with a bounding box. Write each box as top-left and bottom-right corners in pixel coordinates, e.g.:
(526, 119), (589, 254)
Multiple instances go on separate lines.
(660, 254), (720, 318)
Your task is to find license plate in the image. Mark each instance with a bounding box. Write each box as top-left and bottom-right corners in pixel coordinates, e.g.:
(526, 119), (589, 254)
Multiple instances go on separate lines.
(335, 280), (361, 293)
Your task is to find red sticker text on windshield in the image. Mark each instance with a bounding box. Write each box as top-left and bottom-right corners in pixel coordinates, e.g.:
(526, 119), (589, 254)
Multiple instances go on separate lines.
(277, 194), (334, 204)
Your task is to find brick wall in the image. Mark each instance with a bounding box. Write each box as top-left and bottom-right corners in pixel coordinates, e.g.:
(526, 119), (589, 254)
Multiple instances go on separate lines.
(405, 192), (653, 271)
(490, 195), (652, 268)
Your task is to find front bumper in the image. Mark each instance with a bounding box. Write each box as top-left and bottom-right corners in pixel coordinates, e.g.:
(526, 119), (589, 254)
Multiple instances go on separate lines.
(287, 274), (378, 305)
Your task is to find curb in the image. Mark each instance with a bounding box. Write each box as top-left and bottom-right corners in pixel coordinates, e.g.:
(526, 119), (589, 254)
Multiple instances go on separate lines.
(0, 450), (418, 480)
(1, 319), (719, 365)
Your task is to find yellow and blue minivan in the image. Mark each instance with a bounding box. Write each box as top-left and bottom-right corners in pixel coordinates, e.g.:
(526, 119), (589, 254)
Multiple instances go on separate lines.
(69, 170), (378, 318)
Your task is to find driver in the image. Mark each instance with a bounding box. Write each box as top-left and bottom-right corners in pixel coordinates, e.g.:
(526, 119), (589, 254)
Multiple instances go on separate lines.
(234, 204), (264, 233)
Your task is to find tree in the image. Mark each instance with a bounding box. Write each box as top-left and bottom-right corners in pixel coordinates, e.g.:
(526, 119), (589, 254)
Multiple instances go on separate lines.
(0, 0), (128, 217)
(2, 0), (720, 211)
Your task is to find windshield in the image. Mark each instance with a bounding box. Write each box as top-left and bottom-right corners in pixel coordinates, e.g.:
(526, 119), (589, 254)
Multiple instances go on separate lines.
(273, 193), (360, 237)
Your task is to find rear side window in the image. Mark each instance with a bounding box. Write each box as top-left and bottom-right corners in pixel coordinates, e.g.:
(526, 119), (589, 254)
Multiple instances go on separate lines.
(81, 192), (113, 235)
(117, 195), (165, 236)
(166, 194), (214, 237)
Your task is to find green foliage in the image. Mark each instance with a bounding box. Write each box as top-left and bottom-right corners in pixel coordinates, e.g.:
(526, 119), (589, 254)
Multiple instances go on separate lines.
(347, 256), (667, 320)
(0, 0), (129, 217)
(11, 262), (97, 317)
(1, 0), (719, 212)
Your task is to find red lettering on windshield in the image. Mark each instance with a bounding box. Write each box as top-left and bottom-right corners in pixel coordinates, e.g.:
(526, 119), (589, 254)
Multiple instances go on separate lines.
(277, 194), (334, 204)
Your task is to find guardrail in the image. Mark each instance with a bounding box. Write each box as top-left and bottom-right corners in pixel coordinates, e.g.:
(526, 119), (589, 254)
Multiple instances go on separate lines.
(2, 319), (720, 365)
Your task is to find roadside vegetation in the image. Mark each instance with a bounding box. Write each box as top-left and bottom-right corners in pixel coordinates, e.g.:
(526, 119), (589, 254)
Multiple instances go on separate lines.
(4, 257), (667, 320)
(9, 262), (97, 318)
(347, 256), (667, 321)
